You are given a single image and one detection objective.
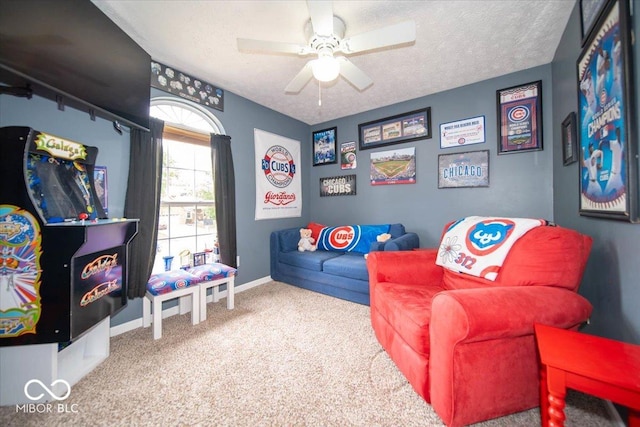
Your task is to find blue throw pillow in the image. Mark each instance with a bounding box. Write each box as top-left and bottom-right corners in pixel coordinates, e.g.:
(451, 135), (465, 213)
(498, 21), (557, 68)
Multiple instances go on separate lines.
(317, 224), (390, 254)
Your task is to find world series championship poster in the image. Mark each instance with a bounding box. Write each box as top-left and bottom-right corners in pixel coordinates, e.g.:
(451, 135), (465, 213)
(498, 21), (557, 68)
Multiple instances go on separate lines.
(577, 0), (634, 219)
(254, 129), (302, 220)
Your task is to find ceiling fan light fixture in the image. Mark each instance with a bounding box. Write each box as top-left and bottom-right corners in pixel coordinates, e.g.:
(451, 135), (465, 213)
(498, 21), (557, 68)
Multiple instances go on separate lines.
(312, 55), (340, 82)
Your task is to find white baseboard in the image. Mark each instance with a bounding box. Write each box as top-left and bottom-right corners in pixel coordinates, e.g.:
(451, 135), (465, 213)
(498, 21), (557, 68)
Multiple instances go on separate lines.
(110, 276), (273, 337)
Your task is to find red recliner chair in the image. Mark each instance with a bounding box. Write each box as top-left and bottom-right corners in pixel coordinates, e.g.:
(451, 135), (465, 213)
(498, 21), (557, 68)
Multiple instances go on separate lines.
(366, 220), (593, 426)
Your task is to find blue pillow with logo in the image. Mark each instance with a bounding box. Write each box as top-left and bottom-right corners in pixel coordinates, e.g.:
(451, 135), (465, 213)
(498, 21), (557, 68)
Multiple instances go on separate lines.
(317, 224), (391, 254)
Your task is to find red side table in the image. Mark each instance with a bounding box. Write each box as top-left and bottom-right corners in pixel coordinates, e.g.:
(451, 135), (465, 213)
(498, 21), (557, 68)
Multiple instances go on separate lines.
(534, 323), (640, 427)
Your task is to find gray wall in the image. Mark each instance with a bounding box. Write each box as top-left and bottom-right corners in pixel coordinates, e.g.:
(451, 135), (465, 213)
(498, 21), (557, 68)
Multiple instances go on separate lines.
(310, 65), (554, 248)
(552, 1), (640, 344)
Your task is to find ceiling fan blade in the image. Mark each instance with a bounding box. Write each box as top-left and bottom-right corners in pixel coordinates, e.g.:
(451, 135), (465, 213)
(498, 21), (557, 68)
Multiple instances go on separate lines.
(341, 20), (416, 54)
(307, 0), (333, 36)
(237, 38), (306, 55)
(337, 57), (373, 91)
(285, 61), (314, 93)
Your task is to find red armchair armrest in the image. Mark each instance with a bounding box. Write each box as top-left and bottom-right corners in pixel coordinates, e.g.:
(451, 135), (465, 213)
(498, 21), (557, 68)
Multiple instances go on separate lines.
(430, 286), (593, 344)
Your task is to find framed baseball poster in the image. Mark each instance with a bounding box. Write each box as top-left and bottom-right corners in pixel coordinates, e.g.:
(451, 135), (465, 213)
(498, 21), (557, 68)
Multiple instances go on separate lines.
(577, 0), (638, 221)
(496, 81), (543, 154)
(312, 127), (337, 166)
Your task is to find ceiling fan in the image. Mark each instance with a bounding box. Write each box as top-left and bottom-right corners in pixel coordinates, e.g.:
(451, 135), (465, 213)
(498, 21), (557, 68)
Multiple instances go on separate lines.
(237, 0), (416, 94)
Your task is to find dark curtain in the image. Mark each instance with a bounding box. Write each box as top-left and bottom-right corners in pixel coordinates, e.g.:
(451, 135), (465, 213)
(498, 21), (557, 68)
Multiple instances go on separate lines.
(124, 118), (164, 298)
(210, 134), (237, 268)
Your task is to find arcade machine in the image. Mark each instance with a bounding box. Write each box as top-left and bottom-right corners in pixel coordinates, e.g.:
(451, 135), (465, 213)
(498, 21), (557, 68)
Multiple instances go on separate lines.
(0, 126), (138, 405)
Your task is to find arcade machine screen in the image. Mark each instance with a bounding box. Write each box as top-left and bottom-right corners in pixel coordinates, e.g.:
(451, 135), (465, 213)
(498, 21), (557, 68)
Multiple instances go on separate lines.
(27, 153), (103, 222)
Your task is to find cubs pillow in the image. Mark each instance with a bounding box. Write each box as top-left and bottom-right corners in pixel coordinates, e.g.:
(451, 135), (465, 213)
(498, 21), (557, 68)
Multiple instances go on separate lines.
(317, 224), (391, 254)
(306, 222), (326, 242)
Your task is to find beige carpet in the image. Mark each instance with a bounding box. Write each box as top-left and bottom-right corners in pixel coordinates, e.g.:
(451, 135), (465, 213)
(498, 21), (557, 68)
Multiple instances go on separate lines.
(0, 281), (616, 426)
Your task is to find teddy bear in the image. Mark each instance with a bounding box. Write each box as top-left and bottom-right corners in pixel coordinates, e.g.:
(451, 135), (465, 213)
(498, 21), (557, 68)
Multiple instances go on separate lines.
(298, 228), (317, 252)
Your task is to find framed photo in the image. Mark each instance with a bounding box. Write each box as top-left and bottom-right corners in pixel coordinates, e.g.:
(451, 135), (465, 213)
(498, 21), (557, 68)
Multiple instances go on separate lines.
(438, 150), (489, 189)
(577, 0), (638, 221)
(440, 115), (486, 149)
(93, 165), (108, 215)
(359, 108), (431, 151)
(312, 127), (337, 166)
(562, 112), (578, 166)
(580, 0), (609, 46)
(370, 147), (416, 186)
(320, 175), (356, 197)
(340, 141), (357, 170)
(497, 81), (543, 154)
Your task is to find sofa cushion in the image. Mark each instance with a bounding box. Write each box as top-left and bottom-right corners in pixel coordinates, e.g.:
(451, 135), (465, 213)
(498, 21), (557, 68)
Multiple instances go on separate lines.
(279, 250), (342, 271)
(322, 252), (368, 281)
(373, 281), (445, 356)
(317, 224), (391, 254)
(278, 227), (301, 252)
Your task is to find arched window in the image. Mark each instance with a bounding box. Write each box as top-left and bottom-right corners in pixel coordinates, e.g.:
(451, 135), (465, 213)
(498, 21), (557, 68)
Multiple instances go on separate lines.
(150, 97), (223, 272)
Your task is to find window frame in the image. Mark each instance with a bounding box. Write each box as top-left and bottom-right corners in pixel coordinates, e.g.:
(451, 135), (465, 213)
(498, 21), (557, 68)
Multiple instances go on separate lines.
(150, 97), (223, 271)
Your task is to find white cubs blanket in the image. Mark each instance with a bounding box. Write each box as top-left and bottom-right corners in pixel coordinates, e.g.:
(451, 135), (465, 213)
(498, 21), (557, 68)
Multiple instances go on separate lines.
(435, 216), (546, 281)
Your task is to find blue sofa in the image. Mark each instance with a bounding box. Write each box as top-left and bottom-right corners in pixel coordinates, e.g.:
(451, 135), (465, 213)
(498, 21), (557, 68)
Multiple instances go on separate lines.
(270, 223), (419, 305)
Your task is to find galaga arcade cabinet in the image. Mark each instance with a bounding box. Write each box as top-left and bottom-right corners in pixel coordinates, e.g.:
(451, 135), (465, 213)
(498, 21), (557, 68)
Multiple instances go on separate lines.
(0, 126), (138, 406)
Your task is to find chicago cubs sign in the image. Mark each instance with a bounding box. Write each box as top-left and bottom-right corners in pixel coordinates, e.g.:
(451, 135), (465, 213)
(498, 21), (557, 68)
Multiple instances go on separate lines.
(254, 129), (301, 220)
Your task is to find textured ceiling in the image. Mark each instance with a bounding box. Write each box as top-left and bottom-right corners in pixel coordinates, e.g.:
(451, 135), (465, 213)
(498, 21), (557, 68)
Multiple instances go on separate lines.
(93, 0), (575, 125)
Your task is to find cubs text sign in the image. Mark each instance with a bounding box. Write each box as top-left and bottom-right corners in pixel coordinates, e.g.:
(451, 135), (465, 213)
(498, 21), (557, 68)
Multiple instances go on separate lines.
(254, 129), (301, 220)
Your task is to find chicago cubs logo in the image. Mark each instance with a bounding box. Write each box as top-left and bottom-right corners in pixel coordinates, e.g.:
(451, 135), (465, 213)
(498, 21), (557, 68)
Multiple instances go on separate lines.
(329, 226), (355, 249)
(319, 226), (363, 252)
(465, 219), (515, 256)
(151, 281), (166, 290)
(261, 145), (296, 188)
(508, 106), (530, 123)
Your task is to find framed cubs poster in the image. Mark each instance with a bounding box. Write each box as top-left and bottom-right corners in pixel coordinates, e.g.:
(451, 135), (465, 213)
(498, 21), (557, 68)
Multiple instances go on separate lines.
(577, 0), (638, 221)
(496, 81), (543, 154)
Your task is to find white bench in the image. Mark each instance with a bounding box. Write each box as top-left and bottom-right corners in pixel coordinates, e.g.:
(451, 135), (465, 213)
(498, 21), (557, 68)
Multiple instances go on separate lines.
(199, 276), (235, 321)
(143, 285), (200, 340)
(142, 264), (237, 339)
(142, 270), (203, 340)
